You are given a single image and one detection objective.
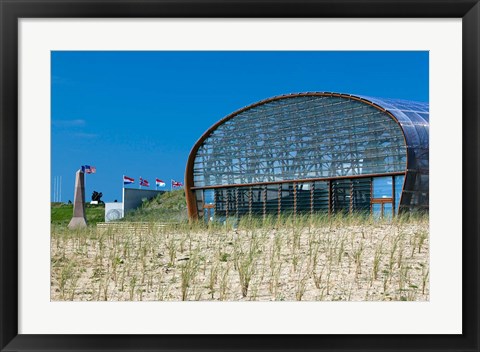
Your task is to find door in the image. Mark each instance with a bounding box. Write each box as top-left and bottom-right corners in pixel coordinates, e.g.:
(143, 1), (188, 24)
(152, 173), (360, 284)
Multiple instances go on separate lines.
(203, 204), (214, 223)
(372, 176), (394, 219)
(203, 189), (215, 223)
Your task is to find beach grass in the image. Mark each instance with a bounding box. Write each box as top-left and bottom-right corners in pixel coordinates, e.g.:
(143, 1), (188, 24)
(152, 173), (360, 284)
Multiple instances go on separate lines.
(51, 213), (429, 301)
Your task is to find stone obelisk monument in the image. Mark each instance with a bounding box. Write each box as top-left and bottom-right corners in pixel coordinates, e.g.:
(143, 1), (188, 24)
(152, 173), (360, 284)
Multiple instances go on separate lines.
(68, 169), (87, 229)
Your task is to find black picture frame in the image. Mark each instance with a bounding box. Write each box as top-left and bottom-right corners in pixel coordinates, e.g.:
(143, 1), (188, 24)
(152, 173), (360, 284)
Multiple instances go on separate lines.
(1, 1), (478, 351)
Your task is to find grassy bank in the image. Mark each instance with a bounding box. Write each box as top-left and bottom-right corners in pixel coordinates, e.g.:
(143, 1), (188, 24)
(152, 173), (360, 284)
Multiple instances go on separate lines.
(122, 189), (187, 223)
(51, 214), (429, 301)
(51, 203), (105, 225)
(51, 190), (187, 226)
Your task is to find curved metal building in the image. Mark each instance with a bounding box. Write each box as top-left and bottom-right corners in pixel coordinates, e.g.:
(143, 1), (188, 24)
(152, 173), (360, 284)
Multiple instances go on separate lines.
(185, 92), (429, 221)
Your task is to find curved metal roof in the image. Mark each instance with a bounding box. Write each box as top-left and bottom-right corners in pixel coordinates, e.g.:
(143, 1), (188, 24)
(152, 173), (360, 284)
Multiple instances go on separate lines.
(186, 92), (430, 182)
(355, 94), (429, 151)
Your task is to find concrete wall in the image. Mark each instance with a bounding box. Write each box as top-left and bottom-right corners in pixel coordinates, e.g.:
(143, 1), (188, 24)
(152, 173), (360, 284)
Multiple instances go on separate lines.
(123, 188), (165, 214)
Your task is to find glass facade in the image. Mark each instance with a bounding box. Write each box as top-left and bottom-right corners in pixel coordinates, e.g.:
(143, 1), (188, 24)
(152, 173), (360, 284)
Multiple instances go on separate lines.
(394, 175), (405, 214)
(186, 93), (429, 221)
(360, 96), (429, 211)
(194, 96), (407, 187)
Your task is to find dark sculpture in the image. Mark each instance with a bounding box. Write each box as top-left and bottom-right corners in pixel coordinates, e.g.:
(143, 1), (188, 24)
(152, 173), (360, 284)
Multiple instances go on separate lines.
(91, 191), (104, 204)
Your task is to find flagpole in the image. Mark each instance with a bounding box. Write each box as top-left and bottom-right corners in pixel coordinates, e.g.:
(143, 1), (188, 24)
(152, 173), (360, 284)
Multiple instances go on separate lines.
(82, 166), (87, 198)
(60, 176), (62, 203)
(122, 186), (125, 218)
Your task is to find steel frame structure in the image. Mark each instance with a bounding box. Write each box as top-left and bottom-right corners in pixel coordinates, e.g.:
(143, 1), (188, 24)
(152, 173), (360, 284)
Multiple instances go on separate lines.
(185, 92), (429, 221)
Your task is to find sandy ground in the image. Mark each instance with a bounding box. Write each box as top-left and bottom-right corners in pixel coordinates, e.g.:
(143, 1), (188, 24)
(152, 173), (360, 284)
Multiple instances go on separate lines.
(51, 220), (429, 301)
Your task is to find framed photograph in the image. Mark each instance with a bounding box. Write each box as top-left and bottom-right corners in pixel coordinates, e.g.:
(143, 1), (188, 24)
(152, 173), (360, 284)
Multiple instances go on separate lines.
(1, 1), (478, 351)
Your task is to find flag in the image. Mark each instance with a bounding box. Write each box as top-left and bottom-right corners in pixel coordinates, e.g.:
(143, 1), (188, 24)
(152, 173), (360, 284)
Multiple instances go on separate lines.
(83, 165), (96, 174)
(171, 179), (183, 188)
(156, 178), (166, 187)
(123, 175), (134, 185)
(139, 177), (149, 187)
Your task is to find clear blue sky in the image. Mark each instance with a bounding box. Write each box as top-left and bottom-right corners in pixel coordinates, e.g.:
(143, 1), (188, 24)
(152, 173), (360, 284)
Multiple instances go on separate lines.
(51, 51), (428, 203)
